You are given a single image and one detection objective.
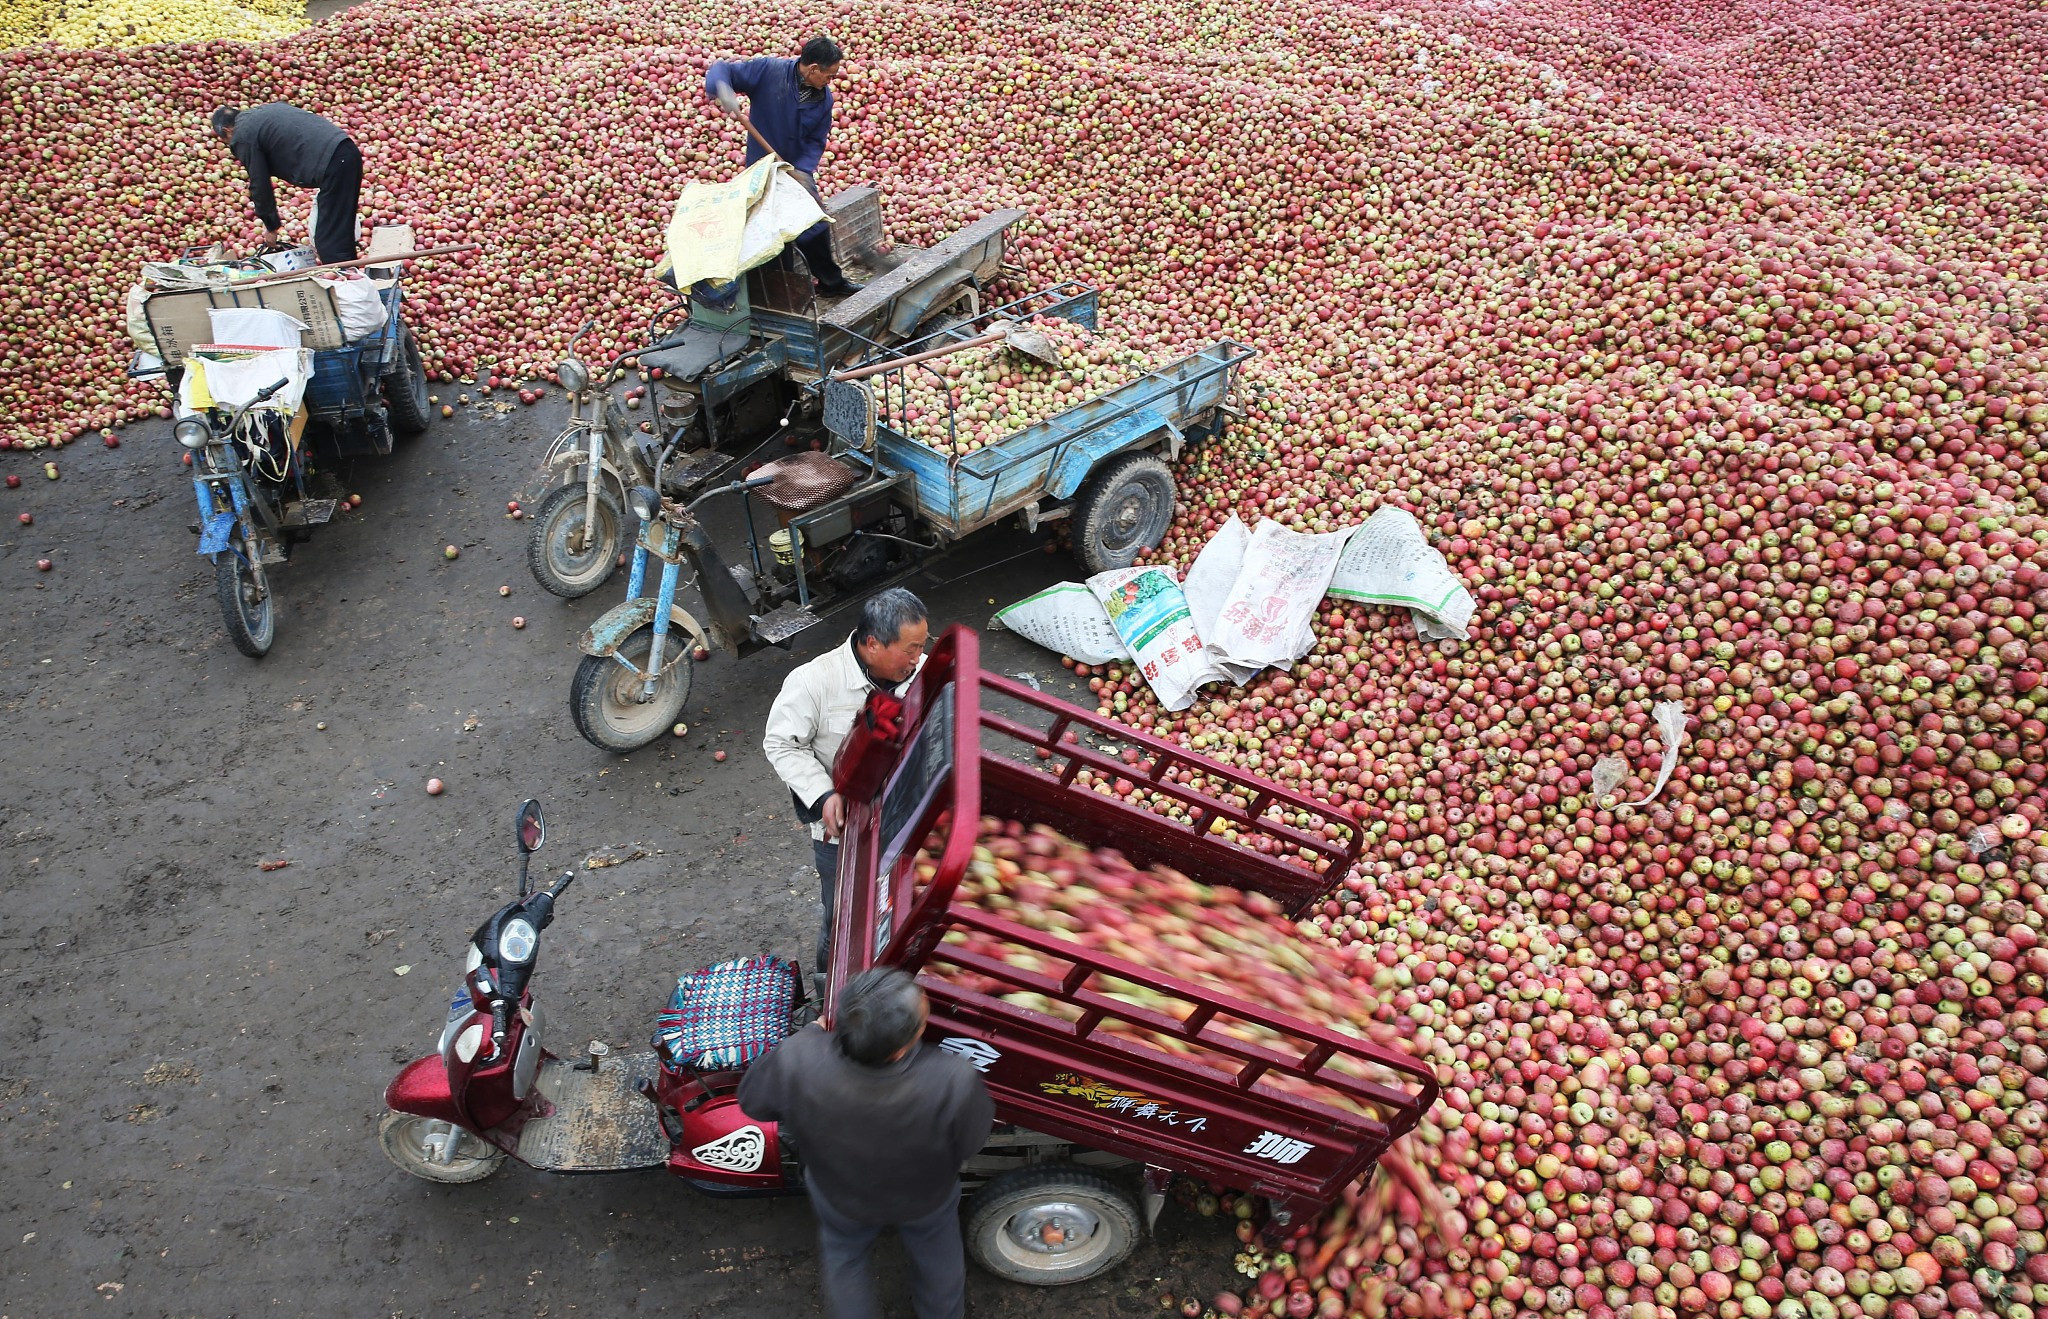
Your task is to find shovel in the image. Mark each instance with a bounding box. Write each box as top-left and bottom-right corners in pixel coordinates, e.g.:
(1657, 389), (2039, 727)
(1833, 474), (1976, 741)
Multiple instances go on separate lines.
(830, 320), (1062, 382)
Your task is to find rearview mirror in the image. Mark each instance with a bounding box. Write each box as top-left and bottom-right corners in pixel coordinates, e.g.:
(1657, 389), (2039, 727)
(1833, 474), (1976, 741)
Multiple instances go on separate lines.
(515, 799), (546, 854)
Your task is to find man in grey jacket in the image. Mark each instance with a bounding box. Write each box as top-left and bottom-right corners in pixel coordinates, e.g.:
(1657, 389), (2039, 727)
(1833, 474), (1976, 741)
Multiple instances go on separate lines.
(739, 968), (993, 1319)
(762, 589), (929, 985)
(211, 103), (363, 264)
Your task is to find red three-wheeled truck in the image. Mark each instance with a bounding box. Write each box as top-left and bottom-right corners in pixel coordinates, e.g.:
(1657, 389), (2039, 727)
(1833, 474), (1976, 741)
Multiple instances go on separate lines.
(380, 627), (1437, 1285)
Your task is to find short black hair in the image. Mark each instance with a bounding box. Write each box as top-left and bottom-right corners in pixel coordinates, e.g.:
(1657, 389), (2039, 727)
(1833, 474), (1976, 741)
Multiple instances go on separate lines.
(835, 968), (924, 1065)
(210, 106), (239, 138)
(855, 588), (926, 649)
(800, 36), (842, 67)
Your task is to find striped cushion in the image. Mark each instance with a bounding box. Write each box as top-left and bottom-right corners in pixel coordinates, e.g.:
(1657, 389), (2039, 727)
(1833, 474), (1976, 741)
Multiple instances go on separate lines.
(652, 955), (799, 1073)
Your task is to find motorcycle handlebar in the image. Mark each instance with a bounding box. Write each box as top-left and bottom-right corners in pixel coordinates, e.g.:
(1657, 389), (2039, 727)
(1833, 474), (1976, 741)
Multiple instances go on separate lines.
(683, 474), (773, 512)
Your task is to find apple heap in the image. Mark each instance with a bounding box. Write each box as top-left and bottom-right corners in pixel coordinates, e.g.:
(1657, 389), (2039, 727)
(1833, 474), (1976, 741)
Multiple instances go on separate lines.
(881, 318), (1156, 454)
(3, 3), (2048, 1317)
(3, 0), (301, 49)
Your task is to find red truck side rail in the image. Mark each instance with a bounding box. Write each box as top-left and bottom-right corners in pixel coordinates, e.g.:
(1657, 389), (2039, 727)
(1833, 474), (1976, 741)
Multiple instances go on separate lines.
(831, 627), (1439, 1220)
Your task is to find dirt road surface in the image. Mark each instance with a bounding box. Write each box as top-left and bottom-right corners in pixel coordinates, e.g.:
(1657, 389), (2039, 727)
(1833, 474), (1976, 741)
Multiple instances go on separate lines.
(0, 398), (1242, 1318)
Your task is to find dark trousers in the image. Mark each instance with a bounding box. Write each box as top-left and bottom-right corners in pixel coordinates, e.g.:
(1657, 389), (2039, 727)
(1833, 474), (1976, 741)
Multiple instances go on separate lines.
(793, 223), (847, 288)
(313, 140), (363, 265)
(812, 838), (839, 974)
(809, 1183), (966, 1319)
(778, 168), (846, 289)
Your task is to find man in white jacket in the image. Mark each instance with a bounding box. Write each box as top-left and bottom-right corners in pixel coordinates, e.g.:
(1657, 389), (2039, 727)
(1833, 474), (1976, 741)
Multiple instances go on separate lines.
(763, 589), (929, 987)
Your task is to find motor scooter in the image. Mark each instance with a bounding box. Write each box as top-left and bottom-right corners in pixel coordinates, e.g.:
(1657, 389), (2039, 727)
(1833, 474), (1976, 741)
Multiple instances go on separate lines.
(378, 799), (809, 1191)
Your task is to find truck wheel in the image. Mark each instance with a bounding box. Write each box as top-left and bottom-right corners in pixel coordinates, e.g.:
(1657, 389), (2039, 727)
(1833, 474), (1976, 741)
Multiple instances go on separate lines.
(378, 1111), (506, 1184)
(215, 553), (275, 658)
(528, 483), (624, 599)
(1072, 451), (1174, 576)
(384, 322), (434, 437)
(570, 626), (693, 754)
(965, 1165), (1142, 1285)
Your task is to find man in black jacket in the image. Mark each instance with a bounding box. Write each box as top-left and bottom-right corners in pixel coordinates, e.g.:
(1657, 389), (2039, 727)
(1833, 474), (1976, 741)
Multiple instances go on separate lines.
(211, 104), (363, 264)
(739, 968), (993, 1319)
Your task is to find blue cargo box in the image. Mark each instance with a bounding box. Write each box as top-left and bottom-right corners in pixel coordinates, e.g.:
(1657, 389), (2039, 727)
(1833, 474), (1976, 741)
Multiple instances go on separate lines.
(303, 284), (404, 417)
(868, 340), (1252, 540)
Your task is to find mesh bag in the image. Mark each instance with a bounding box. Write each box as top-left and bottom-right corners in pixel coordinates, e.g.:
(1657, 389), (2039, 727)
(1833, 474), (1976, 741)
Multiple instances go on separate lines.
(754, 452), (860, 512)
(652, 955), (800, 1073)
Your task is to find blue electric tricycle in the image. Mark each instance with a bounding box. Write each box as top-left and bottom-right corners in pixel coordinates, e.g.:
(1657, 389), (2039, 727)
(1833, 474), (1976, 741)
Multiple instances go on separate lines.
(136, 267), (434, 656)
(566, 279), (1253, 753)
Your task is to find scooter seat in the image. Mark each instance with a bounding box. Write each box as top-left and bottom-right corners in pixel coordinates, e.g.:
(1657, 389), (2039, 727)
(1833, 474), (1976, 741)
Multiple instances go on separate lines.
(638, 325), (733, 383)
(653, 955), (800, 1074)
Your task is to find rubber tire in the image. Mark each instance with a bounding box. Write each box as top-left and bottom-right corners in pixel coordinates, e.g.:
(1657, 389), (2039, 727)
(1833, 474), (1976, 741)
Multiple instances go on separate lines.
(1071, 451), (1175, 576)
(215, 552), (275, 658)
(384, 322), (434, 437)
(378, 1111), (507, 1184)
(570, 625), (694, 754)
(964, 1165), (1142, 1286)
(528, 483), (625, 599)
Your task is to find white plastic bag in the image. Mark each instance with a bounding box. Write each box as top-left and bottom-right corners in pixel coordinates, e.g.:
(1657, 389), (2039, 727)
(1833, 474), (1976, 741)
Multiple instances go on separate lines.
(1087, 565), (1226, 711)
(208, 307), (307, 350)
(1625, 702), (1689, 807)
(125, 284), (155, 353)
(989, 583), (1132, 665)
(1328, 507), (1476, 640)
(179, 347), (312, 415)
(316, 274), (388, 341)
(1203, 520), (1351, 682)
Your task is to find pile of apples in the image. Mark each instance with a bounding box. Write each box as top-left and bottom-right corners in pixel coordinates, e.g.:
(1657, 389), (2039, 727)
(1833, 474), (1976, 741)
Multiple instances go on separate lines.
(880, 318), (1155, 454)
(6, 3), (2048, 1319)
(2, 0), (301, 51)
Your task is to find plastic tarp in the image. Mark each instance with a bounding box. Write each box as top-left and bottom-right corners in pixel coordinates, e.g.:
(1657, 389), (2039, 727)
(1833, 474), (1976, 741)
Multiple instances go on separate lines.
(663, 158), (827, 291)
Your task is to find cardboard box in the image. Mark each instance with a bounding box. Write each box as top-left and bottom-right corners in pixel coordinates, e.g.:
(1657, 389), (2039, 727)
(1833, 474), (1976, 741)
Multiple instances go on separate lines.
(145, 279), (344, 365)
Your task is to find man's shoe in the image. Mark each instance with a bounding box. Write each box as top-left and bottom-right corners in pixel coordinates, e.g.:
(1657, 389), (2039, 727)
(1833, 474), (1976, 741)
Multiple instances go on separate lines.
(816, 277), (865, 297)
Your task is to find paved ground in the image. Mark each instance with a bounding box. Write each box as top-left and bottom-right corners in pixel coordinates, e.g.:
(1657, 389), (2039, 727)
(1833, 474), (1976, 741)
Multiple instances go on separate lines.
(0, 396), (1239, 1318)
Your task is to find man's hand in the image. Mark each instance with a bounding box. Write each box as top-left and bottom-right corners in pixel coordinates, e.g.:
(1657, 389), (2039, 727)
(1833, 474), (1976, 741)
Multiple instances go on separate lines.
(821, 792), (846, 841)
(264, 225), (282, 242)
(713, 82), (740, 117)
(789, 169), (820, 202)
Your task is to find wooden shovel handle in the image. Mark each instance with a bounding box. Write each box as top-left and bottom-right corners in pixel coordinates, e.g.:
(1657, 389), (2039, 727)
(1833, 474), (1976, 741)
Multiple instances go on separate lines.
(830, 329), (1010, 382)
(223, 243), (481, 288)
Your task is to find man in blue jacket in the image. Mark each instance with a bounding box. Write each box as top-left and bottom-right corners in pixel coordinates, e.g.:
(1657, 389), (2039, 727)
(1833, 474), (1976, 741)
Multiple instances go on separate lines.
(704, 37), (863, 297)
